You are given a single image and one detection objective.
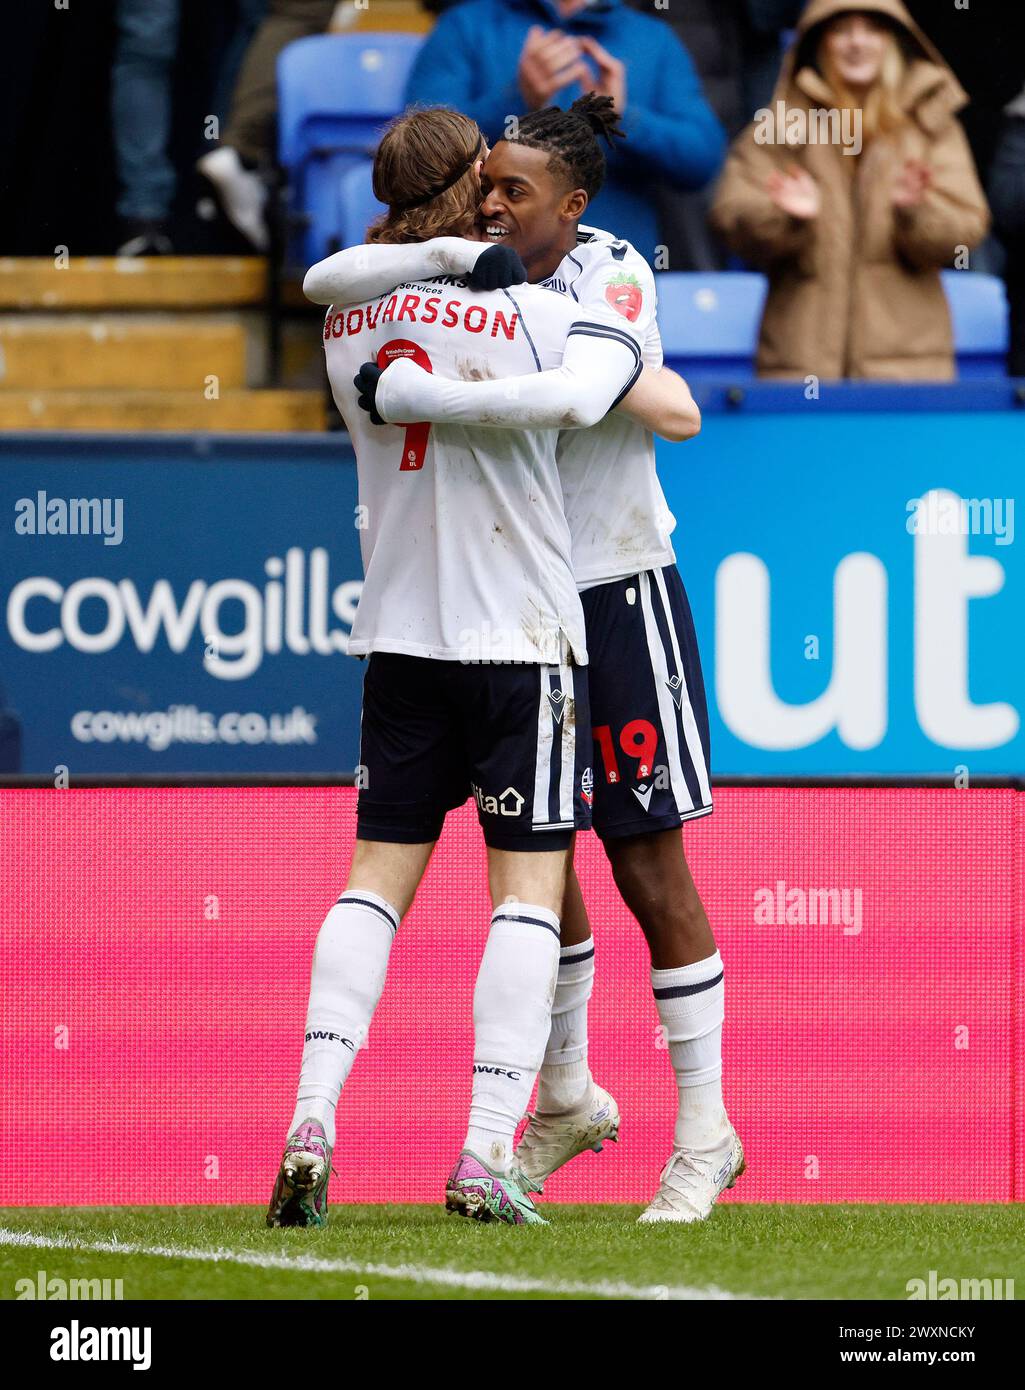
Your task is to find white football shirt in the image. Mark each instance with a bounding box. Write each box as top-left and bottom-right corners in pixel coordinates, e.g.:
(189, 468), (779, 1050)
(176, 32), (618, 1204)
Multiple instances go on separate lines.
(324, 277), (589, 665)
(543, 225), (678, 589)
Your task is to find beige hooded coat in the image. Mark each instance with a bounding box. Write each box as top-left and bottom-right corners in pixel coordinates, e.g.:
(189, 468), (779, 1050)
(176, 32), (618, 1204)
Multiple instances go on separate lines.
(710, 0), (990, 380)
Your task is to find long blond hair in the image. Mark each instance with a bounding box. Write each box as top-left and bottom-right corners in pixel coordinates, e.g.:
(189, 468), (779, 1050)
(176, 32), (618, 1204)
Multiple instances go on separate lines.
(818, 22), (908, 143)
(367, 107), (483, 245)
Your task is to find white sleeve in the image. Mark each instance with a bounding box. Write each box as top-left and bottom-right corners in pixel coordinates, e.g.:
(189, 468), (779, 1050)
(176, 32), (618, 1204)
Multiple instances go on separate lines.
(571, 241), (663, 366)
(303, 238), (489, 305)
(374, 319), (642, 431)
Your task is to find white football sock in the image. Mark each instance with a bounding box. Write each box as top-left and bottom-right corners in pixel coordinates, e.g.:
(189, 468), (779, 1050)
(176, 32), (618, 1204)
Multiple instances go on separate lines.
(289, 889), (399, 1146)
(652, 951), (730, 1153)
(464, 903), (561, 1173)
(536, 939), (595, 1114)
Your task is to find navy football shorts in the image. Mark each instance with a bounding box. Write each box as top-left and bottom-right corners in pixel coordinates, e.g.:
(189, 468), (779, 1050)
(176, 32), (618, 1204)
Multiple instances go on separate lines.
(582, 565), (712, 840)
(356, 653), (592, 851)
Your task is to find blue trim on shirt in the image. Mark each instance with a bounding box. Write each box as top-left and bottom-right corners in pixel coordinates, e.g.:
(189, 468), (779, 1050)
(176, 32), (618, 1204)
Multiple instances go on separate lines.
(502, 288), (542, 372)
(565, 253), (585, 302)
(567, 321), (641, 367)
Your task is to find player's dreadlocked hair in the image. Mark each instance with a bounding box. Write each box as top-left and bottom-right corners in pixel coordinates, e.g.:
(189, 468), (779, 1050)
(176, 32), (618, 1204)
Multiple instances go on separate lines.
(510, 93), (625, 201)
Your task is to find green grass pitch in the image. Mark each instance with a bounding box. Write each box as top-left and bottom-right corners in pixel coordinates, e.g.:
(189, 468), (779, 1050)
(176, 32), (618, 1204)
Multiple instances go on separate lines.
(2, 1204), (1023, 1300)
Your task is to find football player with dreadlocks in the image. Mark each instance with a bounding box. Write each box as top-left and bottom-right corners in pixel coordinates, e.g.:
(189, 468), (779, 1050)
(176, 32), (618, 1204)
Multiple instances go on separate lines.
(305, 94), (743, 1225)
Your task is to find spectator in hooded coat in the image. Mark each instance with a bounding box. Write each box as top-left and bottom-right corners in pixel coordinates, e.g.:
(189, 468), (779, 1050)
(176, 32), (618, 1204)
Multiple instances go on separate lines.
(711, 0), (990, 380)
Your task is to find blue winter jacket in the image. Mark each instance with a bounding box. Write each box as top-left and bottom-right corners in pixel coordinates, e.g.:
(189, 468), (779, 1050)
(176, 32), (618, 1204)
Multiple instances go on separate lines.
(404, 0), (727, 262)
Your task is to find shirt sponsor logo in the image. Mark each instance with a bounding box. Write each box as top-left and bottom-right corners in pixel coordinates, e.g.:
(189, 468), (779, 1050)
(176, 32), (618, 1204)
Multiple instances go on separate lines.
(472, 783), (524, 817)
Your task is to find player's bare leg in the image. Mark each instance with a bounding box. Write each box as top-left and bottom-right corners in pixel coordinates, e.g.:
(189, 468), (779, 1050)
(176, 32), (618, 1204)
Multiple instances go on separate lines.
(267, 839), (435, 1227)
(604, 827), (713, 968)
(514, 855), (621, 1193)
(605, 828), (743, 1222)
(345, 836), (437, 919)
(446, 846), (570, 1226)
(558, 855), (593, 948)
(486, 843), (569, 915)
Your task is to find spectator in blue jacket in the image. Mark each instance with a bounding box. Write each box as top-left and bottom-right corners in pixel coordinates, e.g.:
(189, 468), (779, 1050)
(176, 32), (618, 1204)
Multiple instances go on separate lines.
(405, 0), (727, 265)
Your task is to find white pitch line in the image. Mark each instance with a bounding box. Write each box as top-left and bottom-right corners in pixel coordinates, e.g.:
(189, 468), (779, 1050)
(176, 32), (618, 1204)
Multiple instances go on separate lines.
(0, 1227), (752, 1301)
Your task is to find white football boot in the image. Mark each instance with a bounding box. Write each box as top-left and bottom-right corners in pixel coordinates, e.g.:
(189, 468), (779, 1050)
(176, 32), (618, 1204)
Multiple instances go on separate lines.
(638, 1125), (745, 1224)
(513, 1085), (620, 1193)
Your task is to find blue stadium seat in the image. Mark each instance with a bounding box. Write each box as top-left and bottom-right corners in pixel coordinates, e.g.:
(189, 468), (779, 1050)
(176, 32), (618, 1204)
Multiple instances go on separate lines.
(656, 273), (766, 381)
(941, 271), (1009, 378)
(657, 270), (1009, 381)
(277, 33), (422, 265)
(338, 163), (385, 248)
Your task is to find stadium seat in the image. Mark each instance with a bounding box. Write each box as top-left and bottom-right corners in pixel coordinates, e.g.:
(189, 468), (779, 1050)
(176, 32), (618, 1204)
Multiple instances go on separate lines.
(656, 272), (766, 381)
(277, 32), (422, 264)
(338, 163), (385, 248)
(941, 270), (1009, 378)
(657, 270), (1009, 382)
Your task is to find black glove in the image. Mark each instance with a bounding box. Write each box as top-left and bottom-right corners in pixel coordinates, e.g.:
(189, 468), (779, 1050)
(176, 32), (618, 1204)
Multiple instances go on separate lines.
(353, 361), (386, 425)
(467, 242), (527, 291)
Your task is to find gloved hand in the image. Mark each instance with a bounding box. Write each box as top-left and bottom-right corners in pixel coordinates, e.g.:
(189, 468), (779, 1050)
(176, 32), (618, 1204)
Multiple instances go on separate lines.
(353, 361), (386, 424)
(467, 242), (527, 291)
